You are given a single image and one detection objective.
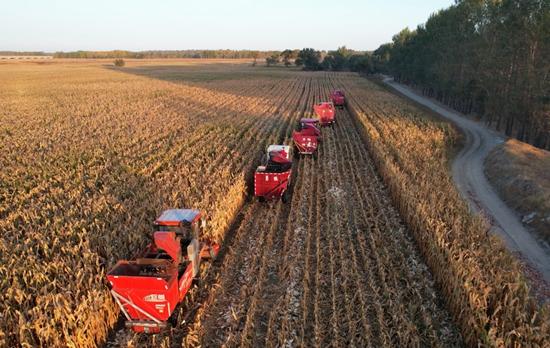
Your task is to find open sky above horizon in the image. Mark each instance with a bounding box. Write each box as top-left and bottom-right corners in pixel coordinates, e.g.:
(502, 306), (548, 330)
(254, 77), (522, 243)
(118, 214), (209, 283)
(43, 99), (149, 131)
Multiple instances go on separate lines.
(2, 0), (454, 52)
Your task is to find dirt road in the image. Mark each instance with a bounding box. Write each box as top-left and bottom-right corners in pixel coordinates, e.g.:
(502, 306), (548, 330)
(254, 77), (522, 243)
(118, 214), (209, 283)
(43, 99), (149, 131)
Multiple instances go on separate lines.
(383, 77), (550, 284)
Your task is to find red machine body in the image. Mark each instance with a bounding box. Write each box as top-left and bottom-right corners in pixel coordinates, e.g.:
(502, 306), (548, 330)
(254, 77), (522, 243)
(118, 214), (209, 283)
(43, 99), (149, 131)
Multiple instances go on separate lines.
(313, 102), (336, 126)
(299, 118), (322, 141)
(293, 118), (321, 156)
(330, 90), (346, 108)
(254, 145), (292, 202)
(106, 209), (219, 333)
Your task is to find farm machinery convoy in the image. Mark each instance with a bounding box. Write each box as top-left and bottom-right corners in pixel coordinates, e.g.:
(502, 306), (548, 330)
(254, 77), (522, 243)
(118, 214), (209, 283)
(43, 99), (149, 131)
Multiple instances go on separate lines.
(106, 91), (345, 333)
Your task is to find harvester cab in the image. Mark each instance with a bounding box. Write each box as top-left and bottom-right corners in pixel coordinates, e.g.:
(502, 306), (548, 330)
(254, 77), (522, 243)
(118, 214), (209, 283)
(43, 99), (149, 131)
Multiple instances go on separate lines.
(313, 102), (336, 126)
(254, 145), (293, 202)
(106, 209), (219, 333)
(155, 209), (200, 240)
(154, 209), (220, 261)
(299, 118), (322, 140)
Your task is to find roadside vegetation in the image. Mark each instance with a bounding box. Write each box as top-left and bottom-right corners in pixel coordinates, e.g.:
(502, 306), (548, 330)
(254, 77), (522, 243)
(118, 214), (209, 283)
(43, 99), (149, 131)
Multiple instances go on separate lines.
(485, 139), (550, 245)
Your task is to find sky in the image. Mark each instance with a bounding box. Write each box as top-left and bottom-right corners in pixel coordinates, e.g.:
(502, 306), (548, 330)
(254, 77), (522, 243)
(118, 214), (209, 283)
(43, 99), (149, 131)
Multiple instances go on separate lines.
(1, 0), (454, 52)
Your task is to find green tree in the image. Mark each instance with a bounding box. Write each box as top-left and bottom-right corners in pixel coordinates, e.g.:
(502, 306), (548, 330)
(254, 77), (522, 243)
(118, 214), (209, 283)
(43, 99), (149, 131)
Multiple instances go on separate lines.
(323, 46), (353, 71)
(251, 51), (259, 66)
(265, 53), (280, 67)
(113, 58), (125, 67)
(374, 0), (550, 149)
(281, 49), (295, 67)
(348, 54), (373, 73)
(297, 48), (321, 70)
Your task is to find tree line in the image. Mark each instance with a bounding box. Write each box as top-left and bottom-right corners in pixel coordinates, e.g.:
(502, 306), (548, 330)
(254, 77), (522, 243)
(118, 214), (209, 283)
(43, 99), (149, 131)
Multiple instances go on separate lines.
(263, 47), (374, 73)
(52, 50), (281, 59)
(0, 51), (51, 56)
(371, 0), (550, 150)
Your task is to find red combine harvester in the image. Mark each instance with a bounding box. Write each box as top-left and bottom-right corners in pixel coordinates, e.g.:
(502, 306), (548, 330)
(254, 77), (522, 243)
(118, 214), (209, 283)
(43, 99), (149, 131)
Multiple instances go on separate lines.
(293, 118), (320, 157)
(313, 102), (336, 127)
(106, 209), (219, 333)
(330, 90), (346, 108)
(254, 145), (292, 202)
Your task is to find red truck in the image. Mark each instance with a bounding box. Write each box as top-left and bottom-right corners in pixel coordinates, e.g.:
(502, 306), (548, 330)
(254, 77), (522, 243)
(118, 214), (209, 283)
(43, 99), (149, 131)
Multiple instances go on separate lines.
(106, 209), (219, 333)
(330, 90), (346, 108)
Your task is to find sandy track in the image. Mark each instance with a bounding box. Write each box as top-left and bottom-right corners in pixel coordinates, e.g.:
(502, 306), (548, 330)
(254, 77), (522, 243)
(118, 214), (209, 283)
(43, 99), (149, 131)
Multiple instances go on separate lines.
(382, 77), (550, 284)
(193, 75), (462, 347)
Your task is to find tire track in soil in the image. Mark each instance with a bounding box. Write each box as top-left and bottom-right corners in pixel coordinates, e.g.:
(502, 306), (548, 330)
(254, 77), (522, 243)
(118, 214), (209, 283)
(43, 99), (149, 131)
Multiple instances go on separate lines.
(189, 77), (313, 347)
(226, 77), (317, 347)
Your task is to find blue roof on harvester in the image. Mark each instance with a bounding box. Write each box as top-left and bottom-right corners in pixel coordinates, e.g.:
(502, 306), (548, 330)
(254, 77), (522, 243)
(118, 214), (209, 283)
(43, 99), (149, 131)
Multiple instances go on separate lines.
(155, 209), (200, 224)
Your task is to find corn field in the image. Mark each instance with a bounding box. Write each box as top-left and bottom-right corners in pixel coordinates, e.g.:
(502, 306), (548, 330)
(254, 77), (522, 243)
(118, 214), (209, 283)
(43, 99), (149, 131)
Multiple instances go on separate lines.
(0, 61), (547, 347)
(338, 76), (550, 347)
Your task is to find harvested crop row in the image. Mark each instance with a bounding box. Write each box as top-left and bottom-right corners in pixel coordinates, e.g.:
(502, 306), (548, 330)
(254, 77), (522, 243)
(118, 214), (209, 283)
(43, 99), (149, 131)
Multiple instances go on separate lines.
(183, 77), (315, 347)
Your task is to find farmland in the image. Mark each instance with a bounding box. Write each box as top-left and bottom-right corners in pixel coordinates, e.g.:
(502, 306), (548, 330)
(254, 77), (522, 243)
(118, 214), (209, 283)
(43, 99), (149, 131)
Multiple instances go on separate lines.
(0, 60), (548, 347)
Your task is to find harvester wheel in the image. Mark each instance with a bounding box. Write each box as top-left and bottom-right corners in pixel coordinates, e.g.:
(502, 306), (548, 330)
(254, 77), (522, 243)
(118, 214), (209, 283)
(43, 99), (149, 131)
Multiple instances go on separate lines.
(258, 196), (266, 203)
(313, 151), (318, 160)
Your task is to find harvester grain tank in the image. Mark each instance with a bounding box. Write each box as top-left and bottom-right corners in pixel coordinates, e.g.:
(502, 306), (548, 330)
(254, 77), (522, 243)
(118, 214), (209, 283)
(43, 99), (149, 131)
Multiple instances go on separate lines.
(330, 90), (346, 108)
(299, 118), (322, 141)
(254, 145), (292, 202)
(313, 102), (336, 126)
(106, 209), (219, 333)
(293, 118), (321, 157)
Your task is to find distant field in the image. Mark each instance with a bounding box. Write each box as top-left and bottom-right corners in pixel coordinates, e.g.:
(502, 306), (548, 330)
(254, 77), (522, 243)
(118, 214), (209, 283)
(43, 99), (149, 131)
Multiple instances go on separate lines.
(0, 60), (547, 347)
(0, 55), (53, 60)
